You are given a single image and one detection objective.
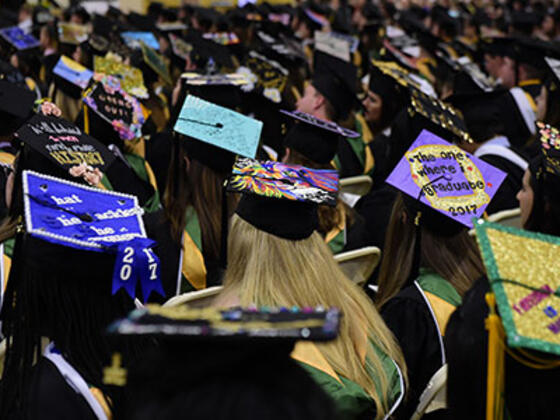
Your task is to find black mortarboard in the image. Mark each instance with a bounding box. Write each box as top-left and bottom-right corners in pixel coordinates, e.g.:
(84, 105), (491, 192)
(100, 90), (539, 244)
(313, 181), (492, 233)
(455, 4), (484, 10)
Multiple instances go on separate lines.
(15, 114), (115, 172)
(0, 79), (35, 136)
(446, 89), (508, 143)
(227, 157), (338, 240)
(480, 37), (515, 58)
(282, 109), (358, 164)
(0, 58), (26, 87)
(237, 51), (289, 104)
(184, 30), (235, 70)
(510, 10), (540, 36)
(311, 50), (357, 120)
(181, 72), (247, 112)
(513, 37), (560, 69)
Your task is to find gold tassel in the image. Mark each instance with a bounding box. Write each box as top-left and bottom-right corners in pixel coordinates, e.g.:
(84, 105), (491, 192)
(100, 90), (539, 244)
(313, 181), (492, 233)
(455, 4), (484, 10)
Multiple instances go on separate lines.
(83, 104), (89, 135)
(485, 292), (505, 420)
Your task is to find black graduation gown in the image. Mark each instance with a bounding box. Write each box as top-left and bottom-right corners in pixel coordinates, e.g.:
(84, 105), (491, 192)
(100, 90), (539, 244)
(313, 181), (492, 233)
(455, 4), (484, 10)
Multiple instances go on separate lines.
(23, 358), (97, 420)
(145, 129), (174, 195)
(380, 286), (445, 420)
(478, 154), (524, 215)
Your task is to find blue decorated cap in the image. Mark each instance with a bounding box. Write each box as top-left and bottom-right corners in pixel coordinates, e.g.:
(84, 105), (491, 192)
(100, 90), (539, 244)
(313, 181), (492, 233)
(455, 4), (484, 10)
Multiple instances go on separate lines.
(22, 170), (164, 302)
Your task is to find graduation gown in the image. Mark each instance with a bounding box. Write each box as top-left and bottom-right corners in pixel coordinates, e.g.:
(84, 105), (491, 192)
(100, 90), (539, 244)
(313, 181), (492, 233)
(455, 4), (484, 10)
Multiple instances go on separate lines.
(292, 340), (404, 420)
(326, 209), (369, 255)
(474, 138), (527, 215)
(334, 113), (375, 178)
(23, 344), (110, 420)
(381, 268), (462, 419)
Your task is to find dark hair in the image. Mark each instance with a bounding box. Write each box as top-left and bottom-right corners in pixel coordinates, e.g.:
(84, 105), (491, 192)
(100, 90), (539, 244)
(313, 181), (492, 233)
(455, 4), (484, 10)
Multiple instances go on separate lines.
(376, 193), (485, 307)
(163, 140), (237, 262)
(122, 341), (337, 420)
(524, 162), (560, 236)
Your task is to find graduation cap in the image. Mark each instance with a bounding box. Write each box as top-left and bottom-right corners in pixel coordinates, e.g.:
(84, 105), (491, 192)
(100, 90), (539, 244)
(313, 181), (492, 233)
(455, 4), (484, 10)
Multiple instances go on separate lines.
(127, 11), (158, 34)
(108, 304), (341, 341)
(227, 157), (338, 239)
(57, 22), (90, 45)
(370, 59), (435, 97)
(408, 87), (473, 143)
(156, 22), (188, 32)
(173, 95), (262, 172)
(94, 55), (149, 99)
(52, 55), (94, 99)
(184, 30), (236, 70)
(181, 72), (248, 86)
(512, 37), (555, 69)
(302, 5), (330, 31)
(21, 170), (163, 302)
(202, 32), (240, 46)
(169, 33), (193, 62)
(385, 129), (507, 231)
(121, 31), (160, 51)
(83, 74), (146, 142)
(15, 114), (115, 172)
(314, 31), (351, 63)
(535, 121), (560, 179)
(0, 58), (26, 87)
(180, 72), (248, 110)
(480, 37), (515, 58)
(282, 109), (358, 164)
(312, 50), (358, 120)
(237, 51), (289, 104)
(474, 219), (560, 356)
(139, 41), (172, 85)
(453, 59), (499, 93)
(0, 79), (35, 136)
(0, 26), (40, 50)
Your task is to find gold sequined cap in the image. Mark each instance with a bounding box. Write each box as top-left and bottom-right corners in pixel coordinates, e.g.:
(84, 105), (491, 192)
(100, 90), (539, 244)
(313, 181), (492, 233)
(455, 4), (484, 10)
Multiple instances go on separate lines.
(475, 219), (560, 356)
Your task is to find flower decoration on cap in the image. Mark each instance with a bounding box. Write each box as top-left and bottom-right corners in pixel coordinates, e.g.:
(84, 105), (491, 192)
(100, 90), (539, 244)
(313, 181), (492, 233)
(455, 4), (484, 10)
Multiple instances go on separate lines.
(536, 121), (560, 178)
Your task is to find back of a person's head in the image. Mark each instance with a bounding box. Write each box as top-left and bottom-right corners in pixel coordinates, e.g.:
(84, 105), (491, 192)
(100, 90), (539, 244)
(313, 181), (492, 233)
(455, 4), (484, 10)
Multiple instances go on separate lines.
(223, 214), (406, 419)
(124, 341), (337, 420)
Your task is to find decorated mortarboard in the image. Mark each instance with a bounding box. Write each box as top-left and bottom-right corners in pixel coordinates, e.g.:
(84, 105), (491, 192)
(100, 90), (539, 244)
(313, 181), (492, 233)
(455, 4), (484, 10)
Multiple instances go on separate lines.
(408, 87), (473, 144)
(57, 22), (90, 45)
(236, 51), (289, 104)
(226, 157), (338, 239)
(169, 33), (193, 61)
(281, 109), (357, 164)
(94, 55), (149, 99)
(455, 58), (498, 93)
(108, 305), (341, 341)
(16, 114), (115, 171)
(140, 41), (172, 86)
(181, 72), (249, 86)
(535, 121), (560, 178)
(0, 58), (26, 87)
(545, 56), (560, 85)
(83, 74), (146, 141)
(0, 26), (39, 50)
(156, 22), (188, 32)
(0, 79), (35, 136)
(474, 220), (560, 355)
(370, 59), (436, 97)
(202, 32), (240, 46)
(53, 55), (93, 90)
(314, 31), (351, 63)
(386, 129), (507, 229)
(174, 95), (262, 159)
(121, 31), (160, 51)
(380, 38), (419, 71)
(22, 170), (163, 302)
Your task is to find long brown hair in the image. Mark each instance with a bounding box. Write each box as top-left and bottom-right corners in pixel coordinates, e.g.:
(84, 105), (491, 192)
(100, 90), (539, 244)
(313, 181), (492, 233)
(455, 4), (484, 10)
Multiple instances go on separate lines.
(376, 194), (485, 307)
(286, 149), (353, 235)
(163, 142), (237, 261)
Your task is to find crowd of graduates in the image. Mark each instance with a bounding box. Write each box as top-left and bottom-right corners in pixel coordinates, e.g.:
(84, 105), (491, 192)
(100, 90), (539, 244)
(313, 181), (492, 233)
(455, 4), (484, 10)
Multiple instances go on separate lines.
(0, 0), (558, 418)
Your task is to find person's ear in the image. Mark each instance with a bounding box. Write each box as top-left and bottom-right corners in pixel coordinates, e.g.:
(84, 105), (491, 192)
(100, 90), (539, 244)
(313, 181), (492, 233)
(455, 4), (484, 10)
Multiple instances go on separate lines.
(282, 148), (290, 163)
(314, 93), (325, 111)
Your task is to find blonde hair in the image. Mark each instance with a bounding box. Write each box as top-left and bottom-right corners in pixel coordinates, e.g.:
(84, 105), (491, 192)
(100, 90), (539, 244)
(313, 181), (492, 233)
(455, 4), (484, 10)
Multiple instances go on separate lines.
(220, 215), (407, 419)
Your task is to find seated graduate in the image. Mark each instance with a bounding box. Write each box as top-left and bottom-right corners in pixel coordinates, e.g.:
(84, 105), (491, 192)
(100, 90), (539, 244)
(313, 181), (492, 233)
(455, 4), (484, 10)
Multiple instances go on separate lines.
(516, 122), (560, 236)
(163, 88), (259, 293)
(445, 131), (560, 419)
(449, 91), (529, 214)
(215, 158), (406, 420)
(282, 110), (368, 254)
(0, 170), (164, 419)
(106, 305), (340, 420)
(376, 130), (506, 418)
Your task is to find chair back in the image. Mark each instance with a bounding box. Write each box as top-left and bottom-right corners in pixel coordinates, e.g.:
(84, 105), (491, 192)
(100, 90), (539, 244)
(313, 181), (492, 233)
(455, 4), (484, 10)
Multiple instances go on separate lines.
(334, 246), (381, 287)
(163, 286), (224, 308)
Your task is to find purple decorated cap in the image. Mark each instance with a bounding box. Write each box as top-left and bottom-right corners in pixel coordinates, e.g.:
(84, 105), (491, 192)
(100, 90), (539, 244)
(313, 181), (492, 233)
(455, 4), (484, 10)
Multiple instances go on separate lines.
(281, 109), (358, 165)
(226, 157), (339, 239)
(385, 129), (507, 230)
